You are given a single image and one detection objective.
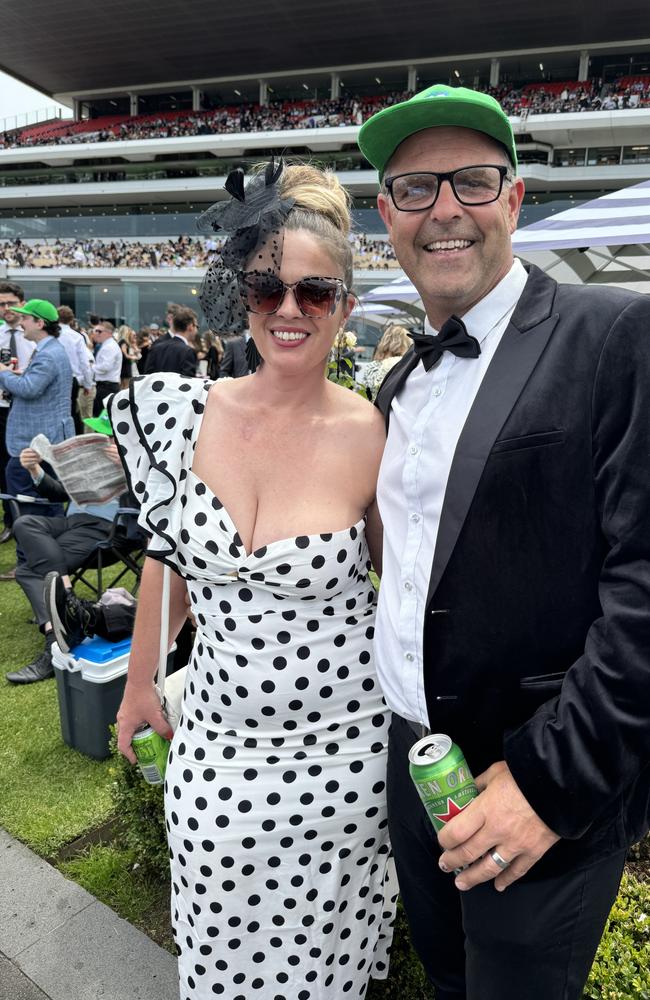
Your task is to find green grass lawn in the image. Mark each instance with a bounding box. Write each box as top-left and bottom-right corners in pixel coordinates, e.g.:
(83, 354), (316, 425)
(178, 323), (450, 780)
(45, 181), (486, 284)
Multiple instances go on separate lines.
(0, 539), (115, 854)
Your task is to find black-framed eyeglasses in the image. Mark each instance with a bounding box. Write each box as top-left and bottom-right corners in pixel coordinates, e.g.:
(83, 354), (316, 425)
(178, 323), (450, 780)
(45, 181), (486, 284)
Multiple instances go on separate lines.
(238, 271), (347, 318)
(384, 165), (510, 212)
(0, 300), (20, 309)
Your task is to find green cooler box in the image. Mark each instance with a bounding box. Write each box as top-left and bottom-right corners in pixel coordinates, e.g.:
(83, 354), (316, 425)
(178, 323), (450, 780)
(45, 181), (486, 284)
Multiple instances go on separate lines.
(53, 636), (131, 760)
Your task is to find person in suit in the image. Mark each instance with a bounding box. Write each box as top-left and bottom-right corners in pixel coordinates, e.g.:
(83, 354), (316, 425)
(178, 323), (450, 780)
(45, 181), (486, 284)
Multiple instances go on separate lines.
(0, 281), (35, 542)
(218, 331), (249, 378)
(0, 299), (73, 512)
(358, 85), (650, 999)
(143, 306), (198, 377)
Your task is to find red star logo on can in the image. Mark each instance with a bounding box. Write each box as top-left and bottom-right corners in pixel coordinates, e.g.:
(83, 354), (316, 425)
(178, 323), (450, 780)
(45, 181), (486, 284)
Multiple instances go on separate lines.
(432, 797), (469, 825)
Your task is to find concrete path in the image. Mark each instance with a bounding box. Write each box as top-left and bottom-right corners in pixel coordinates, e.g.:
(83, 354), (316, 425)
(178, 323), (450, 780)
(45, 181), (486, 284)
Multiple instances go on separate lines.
(0, 829), (179, 1000)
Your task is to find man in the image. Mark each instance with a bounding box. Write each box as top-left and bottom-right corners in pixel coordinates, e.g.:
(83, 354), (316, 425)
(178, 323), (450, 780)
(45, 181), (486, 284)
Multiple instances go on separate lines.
(0, 299), (73, 509)
(144, 306), (198, 377)
(90, 320), (121, 415)
(0, 281), (35, 542)
(141, 303), (178, 369)
(57, 305), (94, 434)
(358, 85), (650, 999)
(6, 431), (129, 684)
(218, 330), (249, 379)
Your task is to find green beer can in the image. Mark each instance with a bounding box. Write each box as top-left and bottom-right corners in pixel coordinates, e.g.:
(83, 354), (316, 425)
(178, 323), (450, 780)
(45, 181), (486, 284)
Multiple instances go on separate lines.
(408, 733), (478, 832)
(131, 724), (170, 785)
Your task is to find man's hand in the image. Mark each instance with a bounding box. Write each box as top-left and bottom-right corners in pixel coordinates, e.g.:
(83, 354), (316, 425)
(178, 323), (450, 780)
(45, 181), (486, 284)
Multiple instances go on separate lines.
(105, 441), (121, 465)
(437, 760), (560, 892)
(19, 447), (43, 474)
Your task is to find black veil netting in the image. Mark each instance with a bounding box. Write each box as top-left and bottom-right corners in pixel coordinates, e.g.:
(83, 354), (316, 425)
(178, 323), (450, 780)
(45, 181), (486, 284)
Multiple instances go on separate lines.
(197, 158), (295, 336)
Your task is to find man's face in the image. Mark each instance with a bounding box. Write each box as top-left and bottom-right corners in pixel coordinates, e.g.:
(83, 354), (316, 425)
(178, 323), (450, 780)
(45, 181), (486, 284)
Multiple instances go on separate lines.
(0, 291), (24, 327)
(378, 127), (525, 327)
(20, 314), (45, 342)
(91, 324), (108, 343)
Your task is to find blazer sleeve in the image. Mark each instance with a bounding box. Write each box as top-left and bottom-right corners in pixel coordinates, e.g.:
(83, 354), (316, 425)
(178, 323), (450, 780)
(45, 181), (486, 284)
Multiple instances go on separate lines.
(35, 471), (69, 502)
(0, 352), (54, 399)
(505, 295), (650, 839)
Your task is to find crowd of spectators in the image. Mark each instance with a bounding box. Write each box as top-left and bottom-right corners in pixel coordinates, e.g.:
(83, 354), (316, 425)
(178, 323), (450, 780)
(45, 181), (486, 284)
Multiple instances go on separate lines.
(1, 75), (648, 150)
(0, 234), (399, 270)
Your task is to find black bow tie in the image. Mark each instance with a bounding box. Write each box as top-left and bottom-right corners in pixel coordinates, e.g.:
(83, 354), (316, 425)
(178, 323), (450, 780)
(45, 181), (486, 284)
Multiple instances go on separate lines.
(408, 315), (481, 372)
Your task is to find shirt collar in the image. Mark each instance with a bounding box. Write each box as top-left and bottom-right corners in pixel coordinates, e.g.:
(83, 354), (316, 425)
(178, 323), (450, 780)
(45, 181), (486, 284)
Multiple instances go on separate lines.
(424, 258), (528, 346)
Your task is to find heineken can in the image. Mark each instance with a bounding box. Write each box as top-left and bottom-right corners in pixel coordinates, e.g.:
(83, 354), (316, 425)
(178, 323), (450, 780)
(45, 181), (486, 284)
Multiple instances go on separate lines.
(131, 724), (170, 785)
(408, 733), (478, 832)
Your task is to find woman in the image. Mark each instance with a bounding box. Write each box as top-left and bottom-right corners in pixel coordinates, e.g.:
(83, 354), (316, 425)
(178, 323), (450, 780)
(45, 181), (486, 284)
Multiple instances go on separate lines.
(112, 160), (395, 999)
(136, 326), (152, 374)
(359, 323), (411, 401)
(116, 324), (141, 389)
(203, 328), (224, 380)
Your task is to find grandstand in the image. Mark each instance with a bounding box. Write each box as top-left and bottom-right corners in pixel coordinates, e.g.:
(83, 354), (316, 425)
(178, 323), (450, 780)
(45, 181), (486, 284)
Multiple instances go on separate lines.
(0, 0), (648, 328)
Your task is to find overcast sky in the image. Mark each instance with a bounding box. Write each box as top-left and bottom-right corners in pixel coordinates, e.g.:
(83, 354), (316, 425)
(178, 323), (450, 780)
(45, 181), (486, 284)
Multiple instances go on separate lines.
(0, 71), (69, 129)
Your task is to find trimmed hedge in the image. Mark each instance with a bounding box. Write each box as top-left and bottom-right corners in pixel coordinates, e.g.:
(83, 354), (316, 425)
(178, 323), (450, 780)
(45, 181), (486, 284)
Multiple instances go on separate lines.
(110, 740), (648, 998)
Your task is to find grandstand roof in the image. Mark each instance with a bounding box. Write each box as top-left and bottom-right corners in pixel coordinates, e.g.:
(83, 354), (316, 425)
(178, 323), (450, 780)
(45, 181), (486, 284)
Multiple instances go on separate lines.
(0, 0), (648, 99)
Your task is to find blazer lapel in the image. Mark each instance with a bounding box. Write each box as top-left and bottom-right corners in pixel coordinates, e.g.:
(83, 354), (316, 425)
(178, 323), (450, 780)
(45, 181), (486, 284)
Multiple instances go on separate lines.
(426, 266), (561, 606)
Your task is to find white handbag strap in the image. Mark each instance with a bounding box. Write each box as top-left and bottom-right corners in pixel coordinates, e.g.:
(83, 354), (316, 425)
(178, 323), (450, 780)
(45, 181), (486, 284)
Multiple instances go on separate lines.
(155, 563), (171, 697)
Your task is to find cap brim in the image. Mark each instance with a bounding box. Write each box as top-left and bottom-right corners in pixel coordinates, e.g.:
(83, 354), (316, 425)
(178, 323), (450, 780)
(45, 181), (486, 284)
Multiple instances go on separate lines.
(359, 98), (516, 176)
(82, 418), (112, 435)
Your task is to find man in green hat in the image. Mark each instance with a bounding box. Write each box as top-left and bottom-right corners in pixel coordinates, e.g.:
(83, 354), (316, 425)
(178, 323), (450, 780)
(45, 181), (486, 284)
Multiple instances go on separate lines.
(0, 298), (73, 522)
(359, 85), (650, 998)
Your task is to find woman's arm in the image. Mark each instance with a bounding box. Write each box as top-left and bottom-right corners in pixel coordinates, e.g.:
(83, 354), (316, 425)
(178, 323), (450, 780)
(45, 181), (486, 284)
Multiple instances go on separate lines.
(116, 556), (190, 763)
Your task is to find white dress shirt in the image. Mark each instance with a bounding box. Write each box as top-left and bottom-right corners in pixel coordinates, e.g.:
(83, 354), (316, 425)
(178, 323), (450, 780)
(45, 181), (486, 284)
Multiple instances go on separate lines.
(375, 259), (529, 726)
(93, 335), (123, 383)
(0, 323), (35, 409)
(58, 324), (94, 389)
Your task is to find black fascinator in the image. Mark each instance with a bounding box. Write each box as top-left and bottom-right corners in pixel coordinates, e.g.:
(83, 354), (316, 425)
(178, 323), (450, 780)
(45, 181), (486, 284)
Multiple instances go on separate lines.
(198, 158), (295, 337)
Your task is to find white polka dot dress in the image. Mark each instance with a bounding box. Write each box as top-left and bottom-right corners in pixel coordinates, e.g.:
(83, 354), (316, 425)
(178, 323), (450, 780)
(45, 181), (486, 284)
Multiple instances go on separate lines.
(108, 375), (396, 999)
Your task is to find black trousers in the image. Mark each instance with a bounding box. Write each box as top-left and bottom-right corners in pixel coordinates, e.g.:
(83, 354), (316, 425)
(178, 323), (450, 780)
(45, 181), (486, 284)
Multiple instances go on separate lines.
(387, 713), (625, 1000)
(0, 405), (10, 525)
(14, 513), (110, 625)
(94, 381), (120, 416)
(70, 376), (84, 435)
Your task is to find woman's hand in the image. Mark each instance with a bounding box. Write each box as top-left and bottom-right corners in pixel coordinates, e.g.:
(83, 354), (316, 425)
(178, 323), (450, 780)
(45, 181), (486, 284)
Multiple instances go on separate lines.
(116, 681), (174, 764)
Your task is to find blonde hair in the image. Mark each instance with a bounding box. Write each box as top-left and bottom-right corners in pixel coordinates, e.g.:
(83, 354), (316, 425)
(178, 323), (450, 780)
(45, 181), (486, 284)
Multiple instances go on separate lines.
(116, 324), (137, 345)
(277, 163), (354, 289)
(374, 323), (411, 361)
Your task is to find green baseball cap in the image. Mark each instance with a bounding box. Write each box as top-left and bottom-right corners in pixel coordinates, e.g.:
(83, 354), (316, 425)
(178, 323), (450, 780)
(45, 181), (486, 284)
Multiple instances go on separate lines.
(83, 410), (113, 436)
(358, 84), (517, 178)
(10, 298), (59, 322)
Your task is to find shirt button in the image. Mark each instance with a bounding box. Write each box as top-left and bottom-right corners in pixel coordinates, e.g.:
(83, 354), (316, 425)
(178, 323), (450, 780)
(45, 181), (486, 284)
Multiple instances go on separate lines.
(404, 581), (413, 591)
(405, 653), (414, 662)
(409, 445), (418, 455)
(433, 387), (442, 397)
(410, 513), (420, 523)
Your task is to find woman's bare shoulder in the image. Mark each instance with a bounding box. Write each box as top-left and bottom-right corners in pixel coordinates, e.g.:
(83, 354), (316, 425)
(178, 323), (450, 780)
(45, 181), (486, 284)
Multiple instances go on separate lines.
(329, 383), (386, 446)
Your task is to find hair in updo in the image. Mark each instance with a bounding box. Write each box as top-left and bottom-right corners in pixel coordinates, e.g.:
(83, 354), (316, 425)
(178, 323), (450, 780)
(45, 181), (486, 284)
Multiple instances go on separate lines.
(278, 164), (354, 289)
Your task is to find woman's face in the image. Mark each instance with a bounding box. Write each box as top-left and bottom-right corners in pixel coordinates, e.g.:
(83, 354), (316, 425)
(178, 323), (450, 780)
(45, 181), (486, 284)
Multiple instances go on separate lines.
(246, 229), (354, 373)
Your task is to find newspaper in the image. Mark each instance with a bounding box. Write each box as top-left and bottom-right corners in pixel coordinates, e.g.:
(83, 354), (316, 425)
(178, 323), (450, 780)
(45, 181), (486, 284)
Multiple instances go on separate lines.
(30, 433), (127, 505)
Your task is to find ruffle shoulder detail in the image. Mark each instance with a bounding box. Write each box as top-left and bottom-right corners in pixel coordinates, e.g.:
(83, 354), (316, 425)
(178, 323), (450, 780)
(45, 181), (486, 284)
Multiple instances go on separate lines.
(107, 373), (208, 566)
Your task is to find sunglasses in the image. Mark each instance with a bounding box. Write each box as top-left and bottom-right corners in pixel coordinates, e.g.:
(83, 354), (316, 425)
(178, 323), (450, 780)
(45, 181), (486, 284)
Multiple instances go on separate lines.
(238, 271), (347, 318)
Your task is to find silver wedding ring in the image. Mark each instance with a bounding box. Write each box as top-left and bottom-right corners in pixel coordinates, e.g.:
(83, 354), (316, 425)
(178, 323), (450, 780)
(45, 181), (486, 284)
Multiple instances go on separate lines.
(489, 850), (510, 870)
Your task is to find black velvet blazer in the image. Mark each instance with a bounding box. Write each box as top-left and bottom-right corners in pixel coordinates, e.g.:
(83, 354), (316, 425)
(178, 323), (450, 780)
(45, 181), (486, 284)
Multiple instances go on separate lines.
(376, 265), (650, 874)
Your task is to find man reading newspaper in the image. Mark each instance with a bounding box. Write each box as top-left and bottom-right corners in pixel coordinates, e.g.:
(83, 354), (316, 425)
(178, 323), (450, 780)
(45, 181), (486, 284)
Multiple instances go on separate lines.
(6, 411), (138, 684)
